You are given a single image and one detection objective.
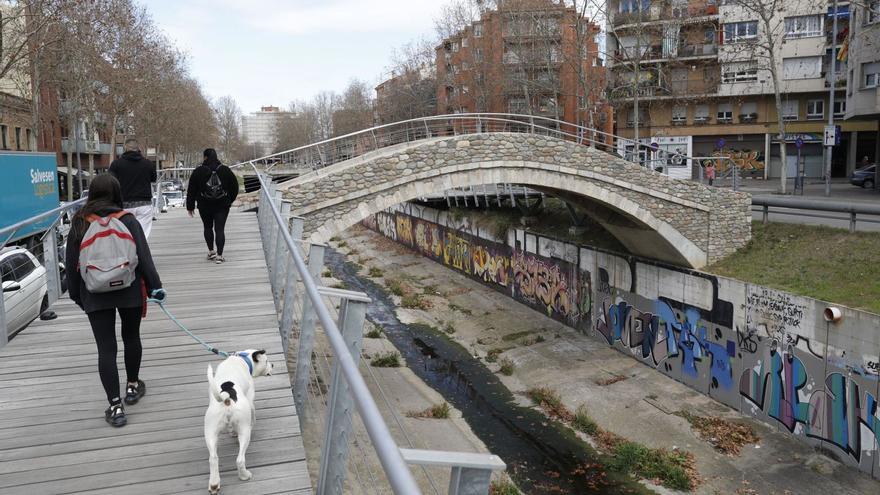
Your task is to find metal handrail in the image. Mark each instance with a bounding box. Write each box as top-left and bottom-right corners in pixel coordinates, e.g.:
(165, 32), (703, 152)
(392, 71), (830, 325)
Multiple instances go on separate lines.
(232, 113), (738, 186)
(753, 196), (880, 232)
(0, 198), (86, 247)
(251, 166), (422, 494)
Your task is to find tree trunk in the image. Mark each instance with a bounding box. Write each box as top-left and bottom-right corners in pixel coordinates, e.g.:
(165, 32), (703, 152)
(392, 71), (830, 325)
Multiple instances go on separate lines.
(769, 65), (788, 194)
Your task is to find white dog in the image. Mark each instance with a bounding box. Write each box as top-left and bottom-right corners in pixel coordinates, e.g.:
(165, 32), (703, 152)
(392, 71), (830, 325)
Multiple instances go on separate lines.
(205, 349), (274, 494)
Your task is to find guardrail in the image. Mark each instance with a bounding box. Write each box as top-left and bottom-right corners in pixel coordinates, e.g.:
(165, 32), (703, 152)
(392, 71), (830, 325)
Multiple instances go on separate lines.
(753, 196), (880, 233)
(0, 198), (86, 348)
(233, 112), (739, 189)
(253, 167), (506, 494)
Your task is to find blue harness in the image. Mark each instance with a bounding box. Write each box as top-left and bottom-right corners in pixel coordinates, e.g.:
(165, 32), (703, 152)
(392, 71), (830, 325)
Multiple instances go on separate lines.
(236, 352), (254, 375)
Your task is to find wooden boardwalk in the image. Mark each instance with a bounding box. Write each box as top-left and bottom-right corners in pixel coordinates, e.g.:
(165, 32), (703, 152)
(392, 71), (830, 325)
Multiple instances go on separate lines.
(0, 209), (310, 495)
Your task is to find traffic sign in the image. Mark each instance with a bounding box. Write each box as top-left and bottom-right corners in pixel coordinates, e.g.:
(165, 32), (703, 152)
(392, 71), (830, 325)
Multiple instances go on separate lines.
(795, 137), (804, 149)
(649, 142), (659, 152)
(824, 125), (836, 146)
(716, 138), (725, 149)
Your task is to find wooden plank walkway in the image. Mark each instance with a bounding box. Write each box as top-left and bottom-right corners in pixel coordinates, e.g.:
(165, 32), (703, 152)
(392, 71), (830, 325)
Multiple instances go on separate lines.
(0, 209), (311, 495)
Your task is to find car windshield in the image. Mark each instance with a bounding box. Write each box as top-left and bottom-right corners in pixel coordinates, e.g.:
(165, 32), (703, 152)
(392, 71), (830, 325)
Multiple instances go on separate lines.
(164, 191), (183, 198)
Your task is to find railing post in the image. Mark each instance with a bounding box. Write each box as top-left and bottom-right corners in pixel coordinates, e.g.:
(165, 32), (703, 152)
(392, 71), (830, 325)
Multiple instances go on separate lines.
(850, 211), (856, 233)
(267, 189), (283, 274)
(280, 217), (305, 356)
(292, 243), (325, 417)
(272, 200), (291, 309)
(371, 129), (379, 151)
(732, 158), (738, 192)
(0, 285), (8, 349)
(42, 227), (61, 307)
(317, 297), (368, 495)
(762, 204), (769, 225)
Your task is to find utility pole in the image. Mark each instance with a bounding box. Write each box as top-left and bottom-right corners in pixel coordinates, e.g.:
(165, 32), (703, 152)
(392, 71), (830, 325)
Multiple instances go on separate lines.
(825, 0), (839, 197)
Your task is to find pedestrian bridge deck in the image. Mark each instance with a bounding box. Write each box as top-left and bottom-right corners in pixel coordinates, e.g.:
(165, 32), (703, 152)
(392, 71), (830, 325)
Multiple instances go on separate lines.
(0, 209), (310, 495)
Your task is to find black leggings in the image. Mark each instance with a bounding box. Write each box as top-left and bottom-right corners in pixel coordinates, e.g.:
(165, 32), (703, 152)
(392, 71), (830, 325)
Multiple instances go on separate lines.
(198, 206), (230, 255)
(87, 307), (143, 405)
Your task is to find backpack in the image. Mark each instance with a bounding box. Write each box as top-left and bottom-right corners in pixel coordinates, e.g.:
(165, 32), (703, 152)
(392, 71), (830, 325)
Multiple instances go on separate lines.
(78, 212), (139, 293)
(202, 168), (227, 200)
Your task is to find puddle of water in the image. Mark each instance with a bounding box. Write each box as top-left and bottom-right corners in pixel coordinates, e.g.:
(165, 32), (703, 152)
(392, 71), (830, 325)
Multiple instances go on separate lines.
(327, 249), (648, 494)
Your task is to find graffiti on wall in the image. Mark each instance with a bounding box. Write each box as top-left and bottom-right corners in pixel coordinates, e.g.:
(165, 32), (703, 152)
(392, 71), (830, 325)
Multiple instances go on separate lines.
(364, 209), (880, 477)
(705, 148), (765, 175)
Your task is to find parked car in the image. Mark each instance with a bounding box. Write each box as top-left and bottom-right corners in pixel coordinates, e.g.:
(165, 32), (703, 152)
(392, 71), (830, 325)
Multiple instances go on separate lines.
(1, 246), (48, 338)
(850, 165), (876, 188)
(163, 190), (185, 208)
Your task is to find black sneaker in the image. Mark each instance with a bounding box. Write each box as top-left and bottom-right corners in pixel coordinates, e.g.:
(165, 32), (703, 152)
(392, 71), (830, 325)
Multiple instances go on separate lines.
(105, 404), (127, 427)
(124, 380), (146, 405)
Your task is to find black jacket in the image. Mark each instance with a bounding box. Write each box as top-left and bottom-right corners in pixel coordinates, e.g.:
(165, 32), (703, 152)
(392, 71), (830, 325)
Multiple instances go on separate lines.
(66, 209), (162, 313)
(109, 151), (156, 203)
(186, 164), (239, 211)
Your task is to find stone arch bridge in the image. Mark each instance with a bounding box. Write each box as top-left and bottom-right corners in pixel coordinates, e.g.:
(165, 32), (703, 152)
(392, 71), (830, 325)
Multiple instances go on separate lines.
(257, 133), (750, 268)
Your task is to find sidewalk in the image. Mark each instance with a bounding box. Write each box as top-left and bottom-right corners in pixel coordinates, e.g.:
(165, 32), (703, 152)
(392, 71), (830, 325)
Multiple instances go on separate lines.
(711, 177), (880, 204)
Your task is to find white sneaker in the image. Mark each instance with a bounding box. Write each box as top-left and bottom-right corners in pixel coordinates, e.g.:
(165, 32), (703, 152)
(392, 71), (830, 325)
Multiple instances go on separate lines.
(207, 251), (217, 260)
(215, 255), (225, 264)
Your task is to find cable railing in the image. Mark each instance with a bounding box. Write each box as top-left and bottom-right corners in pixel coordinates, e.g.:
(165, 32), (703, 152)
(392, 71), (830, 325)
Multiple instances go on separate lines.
(233, 112), (740, 190)
(0, 198), (86, 347)
(253, 167), (506, 495)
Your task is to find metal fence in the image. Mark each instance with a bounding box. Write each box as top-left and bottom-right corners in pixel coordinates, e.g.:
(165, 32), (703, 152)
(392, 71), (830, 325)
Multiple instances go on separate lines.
(237, 112), (739, 189)
(253, 168), (506, 495)
(0, 198), (85, 347)
(753, 196), (880, 233)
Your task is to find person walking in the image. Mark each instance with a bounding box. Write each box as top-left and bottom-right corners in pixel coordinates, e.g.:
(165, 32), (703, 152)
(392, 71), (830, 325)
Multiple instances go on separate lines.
(109, 138), (157, 237)
(186, 148), (239, 263)
(705, 162), (716, 186)
(66, 174), (164, 427)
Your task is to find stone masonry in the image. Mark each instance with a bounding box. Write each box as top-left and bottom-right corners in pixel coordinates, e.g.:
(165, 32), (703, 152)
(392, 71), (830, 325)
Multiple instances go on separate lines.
(269, 133), (751, 268)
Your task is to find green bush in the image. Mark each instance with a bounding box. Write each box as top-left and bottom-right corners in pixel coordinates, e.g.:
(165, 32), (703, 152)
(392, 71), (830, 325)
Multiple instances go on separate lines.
(401, 293), (431, 310)
(386, 278), (405, 296)
(608, 441), (692, 491)
(499, 357), (515, 376)
(368, 266), (384, 278)
(365, 326), (383, 339)
(371, 352), (401, 368)
(572, 405), (599, 435)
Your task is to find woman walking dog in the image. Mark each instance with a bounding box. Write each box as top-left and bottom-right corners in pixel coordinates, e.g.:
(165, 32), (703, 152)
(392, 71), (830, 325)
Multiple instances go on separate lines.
(186, 149), (239, 263)
(66, 174), (164, 427)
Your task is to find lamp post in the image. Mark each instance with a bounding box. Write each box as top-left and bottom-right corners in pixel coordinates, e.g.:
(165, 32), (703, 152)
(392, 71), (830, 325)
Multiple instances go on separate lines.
(825, 0), (839, 197)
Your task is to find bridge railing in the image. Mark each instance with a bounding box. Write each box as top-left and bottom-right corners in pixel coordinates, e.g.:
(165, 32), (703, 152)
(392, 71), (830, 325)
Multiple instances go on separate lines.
(0, 198), (86, 348)
(234, 112), (740, 189)
(252, 167), (506, 495)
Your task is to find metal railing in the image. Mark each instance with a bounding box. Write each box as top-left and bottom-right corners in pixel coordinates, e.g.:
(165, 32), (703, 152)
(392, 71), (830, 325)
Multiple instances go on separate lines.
(753, 196), (880, 233)
(253, 167), (506, 494)
(233, 112), (739, 188)
(0, 198), (86, 348)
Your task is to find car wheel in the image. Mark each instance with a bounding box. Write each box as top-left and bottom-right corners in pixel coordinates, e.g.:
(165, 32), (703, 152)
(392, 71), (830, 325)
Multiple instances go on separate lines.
(864, 179), (874, 189)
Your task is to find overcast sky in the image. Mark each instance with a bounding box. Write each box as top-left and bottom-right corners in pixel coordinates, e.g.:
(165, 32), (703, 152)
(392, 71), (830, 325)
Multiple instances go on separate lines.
(148, 0), (446, 115)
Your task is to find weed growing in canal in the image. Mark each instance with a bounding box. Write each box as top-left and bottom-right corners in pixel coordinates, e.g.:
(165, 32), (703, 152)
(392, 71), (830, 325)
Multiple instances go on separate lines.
(368, 266), (384, 278)
(401, 293), (432, 310)
(502, 330), (535, 342)
(322, 269), (332, 278)
(676, 411), (760, 456)
(608, 441), (695, 491)
(572, 405), (599, 435)
(486, 348), (504, 363)
(331, 282), (347, 289)
(329, 236), (340, 242)
(365, 325), (383, 339)
(422, 284), (440, 295)
(526, 387), (573, 422)
(499, 358), (515, 376)
(407, 402), (451, 419)
(371, 352), (401, 367)
(489, 477), (520, 495)
(337, 241), (348, 248)
(448, 303), (473, 315)
(442, 321), (456, 334)
(386, 278), (406, 297)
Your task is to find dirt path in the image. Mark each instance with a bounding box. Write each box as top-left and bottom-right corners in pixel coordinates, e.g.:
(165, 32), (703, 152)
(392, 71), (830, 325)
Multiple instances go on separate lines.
(331, 224), (880, 495)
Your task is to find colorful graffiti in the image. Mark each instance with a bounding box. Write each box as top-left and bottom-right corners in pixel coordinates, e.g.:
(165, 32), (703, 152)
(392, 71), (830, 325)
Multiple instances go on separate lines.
(364, 208), (880, 478)
(705, 148), (766, 175)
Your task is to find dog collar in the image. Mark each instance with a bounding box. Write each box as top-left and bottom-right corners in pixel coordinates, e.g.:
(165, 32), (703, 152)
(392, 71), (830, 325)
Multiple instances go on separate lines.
(236, 352), (254, 375)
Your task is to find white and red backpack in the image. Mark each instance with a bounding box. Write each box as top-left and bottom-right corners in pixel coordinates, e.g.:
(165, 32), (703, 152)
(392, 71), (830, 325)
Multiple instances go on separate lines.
(78, 212), (139, 293)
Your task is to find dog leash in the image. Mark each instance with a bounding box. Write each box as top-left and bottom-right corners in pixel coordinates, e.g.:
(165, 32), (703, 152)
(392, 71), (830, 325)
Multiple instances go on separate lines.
(146, 297), (231, 358)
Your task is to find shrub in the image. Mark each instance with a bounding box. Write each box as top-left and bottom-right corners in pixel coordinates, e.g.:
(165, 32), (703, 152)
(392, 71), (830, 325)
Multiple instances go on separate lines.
(407, 402), (451, 419)
(486, 348), (503, 363)
(368, 266), (384, 278)
(499, 357), (515, 376)
(322, 269), (332, 278)
(572, 405), (599, 435)
(365, 326), (383, 339)
(401, 293), (432, 310)
(608, 441), (694, 491)
(525, 386), (572, 421)
(371, 352), (401, 368)
(386, 278), (406, 296)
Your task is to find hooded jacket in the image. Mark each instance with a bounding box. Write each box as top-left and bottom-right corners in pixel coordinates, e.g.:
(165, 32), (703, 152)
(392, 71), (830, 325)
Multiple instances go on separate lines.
(109, 151), (157, 203)
(186, 163), (239, 211)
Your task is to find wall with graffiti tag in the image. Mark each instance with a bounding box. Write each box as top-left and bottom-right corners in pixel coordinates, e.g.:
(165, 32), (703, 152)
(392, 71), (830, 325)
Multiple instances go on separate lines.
(364, 203), (880, 479)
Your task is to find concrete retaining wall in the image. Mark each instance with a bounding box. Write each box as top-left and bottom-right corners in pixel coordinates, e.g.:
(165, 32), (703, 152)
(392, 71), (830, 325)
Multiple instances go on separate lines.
(363, 203), (880, 479)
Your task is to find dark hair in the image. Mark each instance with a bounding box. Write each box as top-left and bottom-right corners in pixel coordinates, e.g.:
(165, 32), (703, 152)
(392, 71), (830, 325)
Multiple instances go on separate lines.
(203, 148), (221, 168)
(71, 174), (124, 246)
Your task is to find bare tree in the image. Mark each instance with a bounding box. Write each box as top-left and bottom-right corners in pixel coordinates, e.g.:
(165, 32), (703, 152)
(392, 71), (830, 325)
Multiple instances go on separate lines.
(213, 95), (243, 162)
(376, 38), (437, 123)
(332, 79), (373, 136)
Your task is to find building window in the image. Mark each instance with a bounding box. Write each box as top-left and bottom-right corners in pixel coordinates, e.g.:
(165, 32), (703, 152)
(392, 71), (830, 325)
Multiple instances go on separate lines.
(863, 62), (880, 88)
(474, 23), (483, 37)
(739, 102), (758, 122)
(452, 41), (460, 52)
(784, 15), (823, 39)
(717, 103), (733, 122)
(723, 21), (758, 42)
(782, 56), (823, 80)
(619, 0), (650, 13)
(782, 100), (799, 120)
(0, 125), (7, 149)
(722, 63), (758, 83)
(462, 37), (469, 48)
(475, 48), (483, 62)
(14, 127), (21, 150)
(672, 105), (687, 124)
(694, 104), (710, 123)
(806, 99), (824, 119)
(833, 100), (846, 116)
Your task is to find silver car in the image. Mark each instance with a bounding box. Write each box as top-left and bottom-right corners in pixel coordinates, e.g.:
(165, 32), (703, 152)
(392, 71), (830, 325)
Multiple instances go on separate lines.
(1, 247), (48, 338)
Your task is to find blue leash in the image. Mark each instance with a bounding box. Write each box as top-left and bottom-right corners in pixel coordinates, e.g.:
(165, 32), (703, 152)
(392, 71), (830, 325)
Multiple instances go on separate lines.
(147, 297), (231, 358)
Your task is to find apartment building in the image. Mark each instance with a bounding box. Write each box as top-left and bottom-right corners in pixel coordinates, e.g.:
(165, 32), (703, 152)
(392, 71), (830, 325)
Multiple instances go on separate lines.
(844, 0), (880, 171)
(607, 0), (877, 180)
(435, 0), (613, 138)
(242, 106), (291, 157)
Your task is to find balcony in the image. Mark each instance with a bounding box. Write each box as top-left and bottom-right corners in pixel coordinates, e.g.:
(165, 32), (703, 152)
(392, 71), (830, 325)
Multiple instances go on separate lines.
(612, 10), (661, 27)
(678, 43), (718, 58)
(614, 43), (717, 63)
(739, 113), (758, 123)
(612, 5), (718, 28)
(60, 138), (112, 155)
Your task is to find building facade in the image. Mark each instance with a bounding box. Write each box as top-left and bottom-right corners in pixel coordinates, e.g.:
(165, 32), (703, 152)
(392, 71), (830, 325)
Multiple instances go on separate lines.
(844, 0), (880, 180)
(242, 105), (291, 157)
(607, 0), (878, 180)
(435, 0), (612, 138)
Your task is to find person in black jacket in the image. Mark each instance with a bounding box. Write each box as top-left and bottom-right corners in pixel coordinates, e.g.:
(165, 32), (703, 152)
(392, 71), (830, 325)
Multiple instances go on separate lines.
(186, 148), (239, 263)
(109, 138), (157, 237)
(66, 174), (164, 427)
